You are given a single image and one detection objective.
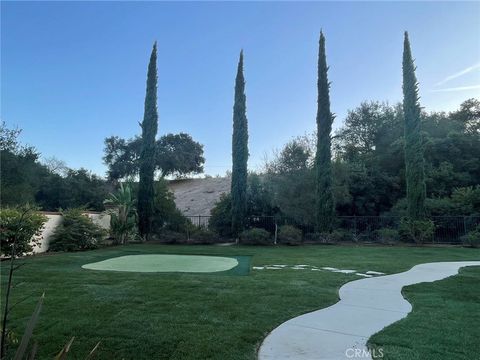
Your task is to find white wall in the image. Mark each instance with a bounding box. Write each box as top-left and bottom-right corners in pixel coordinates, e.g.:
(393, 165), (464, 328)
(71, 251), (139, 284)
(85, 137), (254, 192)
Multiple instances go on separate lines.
(86, 212), (111, 231)
(31, 214), (62, 253)
(30, 212), (111, 254)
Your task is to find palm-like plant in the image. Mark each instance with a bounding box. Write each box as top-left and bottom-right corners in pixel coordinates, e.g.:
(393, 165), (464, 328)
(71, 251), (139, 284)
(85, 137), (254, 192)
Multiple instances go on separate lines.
(104, 183), (137, 244)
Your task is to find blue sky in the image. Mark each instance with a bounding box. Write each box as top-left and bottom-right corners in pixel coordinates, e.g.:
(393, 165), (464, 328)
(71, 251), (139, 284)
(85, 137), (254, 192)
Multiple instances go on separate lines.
(2, 1), (479, 177)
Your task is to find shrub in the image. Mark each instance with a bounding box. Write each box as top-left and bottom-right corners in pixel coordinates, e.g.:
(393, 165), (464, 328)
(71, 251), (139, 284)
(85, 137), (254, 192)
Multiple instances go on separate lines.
(239, 228), (272, 245)
(152, 179), (190, 234)
(330, 229), (354, 242)
(152, 229), (187, 244)
(304, 232), (332, 243)
(0, 206), (47, 256)
(376, 228), (400, 244)
(303, 232), (323, 243)
(461, 225), (480, 248)
(188, 227), (217, 244)
(104, 183), (137, 244)
(278, 225), (302, 245)
(399, 218), (435, 244)
(49, 209), (106, 252)
(304, 229), (353, 243)
(209, 193), (233, 238)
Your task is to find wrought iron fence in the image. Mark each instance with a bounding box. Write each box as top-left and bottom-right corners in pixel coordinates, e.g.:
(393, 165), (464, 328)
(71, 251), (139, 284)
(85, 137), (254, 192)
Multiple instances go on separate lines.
(185, 215), (211, 229)
(184, 215), (480, 244)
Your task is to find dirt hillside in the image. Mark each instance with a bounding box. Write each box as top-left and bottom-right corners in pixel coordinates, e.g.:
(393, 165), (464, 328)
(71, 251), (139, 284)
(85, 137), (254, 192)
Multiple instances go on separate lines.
(167, 177), (231, 216)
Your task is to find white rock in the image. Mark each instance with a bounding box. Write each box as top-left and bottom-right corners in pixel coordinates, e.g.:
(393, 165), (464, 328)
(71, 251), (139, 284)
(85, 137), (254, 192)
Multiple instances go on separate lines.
(355, 273), (373, 277)
(332, 269), (357, 274)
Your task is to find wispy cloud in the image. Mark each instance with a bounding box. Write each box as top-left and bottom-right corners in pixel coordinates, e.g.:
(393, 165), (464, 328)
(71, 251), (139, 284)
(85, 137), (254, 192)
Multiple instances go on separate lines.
(435, 62), (480, 86)
(431, 84), (480, 92)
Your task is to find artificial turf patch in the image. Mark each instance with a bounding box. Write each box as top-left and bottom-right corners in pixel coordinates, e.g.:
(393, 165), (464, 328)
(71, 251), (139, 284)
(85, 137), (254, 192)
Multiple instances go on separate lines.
(82, 254), (251, 275)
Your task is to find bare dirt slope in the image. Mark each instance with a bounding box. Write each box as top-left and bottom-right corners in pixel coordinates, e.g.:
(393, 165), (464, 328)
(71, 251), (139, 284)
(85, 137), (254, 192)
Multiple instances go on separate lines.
(168, 177), (231, 216)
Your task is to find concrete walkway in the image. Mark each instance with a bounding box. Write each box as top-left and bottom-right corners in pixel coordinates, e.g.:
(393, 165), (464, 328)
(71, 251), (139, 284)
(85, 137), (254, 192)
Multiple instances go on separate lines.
(258, 261), (480, 360)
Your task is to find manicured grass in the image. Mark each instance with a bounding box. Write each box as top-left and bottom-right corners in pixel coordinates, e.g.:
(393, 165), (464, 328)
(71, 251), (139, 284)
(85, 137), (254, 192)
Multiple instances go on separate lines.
(1, 244), (479, 359)
(369, 266), (480, 360)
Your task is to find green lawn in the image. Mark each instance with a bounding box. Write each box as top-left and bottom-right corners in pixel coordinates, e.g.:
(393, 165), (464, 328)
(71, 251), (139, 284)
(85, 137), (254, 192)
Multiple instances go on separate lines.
(1, 244), (479, 359)
(368, 266), (480, 360)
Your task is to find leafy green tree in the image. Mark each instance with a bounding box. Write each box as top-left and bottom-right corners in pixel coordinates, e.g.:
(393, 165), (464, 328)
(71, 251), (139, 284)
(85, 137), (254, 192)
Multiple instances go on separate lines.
(1, 123), (47, 206)
(1, 122), (109, 211)
(0, 206), (47, 256)
(231, 50), (249, 236)
(315, 31), (335, 231)
(335, 102), (403, 166)
(156, 133), (205, 177)
(450, 98), (480, 135)
(137, 43), (159, 240)
(402, 32), (426, 219)
(247, 173), (276, 216)
(270, 168), (316, 225)
(334, 99), (479, 216)
(103, 136), (141, 181)
(334, 103), (404, 215)
(260, 98), (478, 220)
(265, 137), (313, 174)
(264, 137), (315, 225)
(0, 121), (23, 153)
(36, 169), (109, 211)
(103, 133), (204, 181)
(423, 104), (480, 197)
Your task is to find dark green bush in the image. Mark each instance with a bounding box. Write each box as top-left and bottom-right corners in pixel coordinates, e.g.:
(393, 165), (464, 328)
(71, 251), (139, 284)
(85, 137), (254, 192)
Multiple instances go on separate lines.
(375, 228), (400, 244)
(209, 176), (276, 239)
(152, 179), (190, 233)
(239, 228), (272, 245)
(303, 232), (323, 243)
(152, 229), (187, 244)
(399, 218), (435, 244)
(188, 227), (217, 244)
(49, 209), (106, 252)
(278, 225), (302, 245)
(0, 206), (47, 256)
(209, 193), (233, 238)
(305, 229), (353, 243)
(330, 229), (354, 242)
(461, 225), (480, 248)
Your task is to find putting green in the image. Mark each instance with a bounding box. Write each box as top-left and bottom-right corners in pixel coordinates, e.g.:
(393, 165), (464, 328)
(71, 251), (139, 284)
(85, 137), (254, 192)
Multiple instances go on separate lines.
(82, 254), (239, 273)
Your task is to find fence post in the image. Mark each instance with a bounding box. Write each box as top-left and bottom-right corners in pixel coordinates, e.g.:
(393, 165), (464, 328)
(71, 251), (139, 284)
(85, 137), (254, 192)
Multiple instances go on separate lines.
(463, 216), (467, 237)
(274, 221), (278, 245)
(353, 215), (357, 239)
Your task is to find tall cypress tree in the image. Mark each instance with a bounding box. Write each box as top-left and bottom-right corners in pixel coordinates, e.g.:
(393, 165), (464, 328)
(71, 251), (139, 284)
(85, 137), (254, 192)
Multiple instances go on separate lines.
(315, 31), (335, 232)
(402, 32), (426, 219)
(231, 50), (249, 236)
(138, 42), (158, 240)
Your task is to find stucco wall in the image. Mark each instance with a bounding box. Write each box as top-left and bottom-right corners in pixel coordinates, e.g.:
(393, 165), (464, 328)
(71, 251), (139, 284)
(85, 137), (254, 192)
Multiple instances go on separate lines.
(87, 212), (111, 231)
(30, 212), (111, 254)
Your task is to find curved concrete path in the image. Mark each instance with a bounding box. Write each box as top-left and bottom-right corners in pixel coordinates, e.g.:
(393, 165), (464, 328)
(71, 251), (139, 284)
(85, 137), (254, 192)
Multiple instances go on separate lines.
(258, 261), (480, 360)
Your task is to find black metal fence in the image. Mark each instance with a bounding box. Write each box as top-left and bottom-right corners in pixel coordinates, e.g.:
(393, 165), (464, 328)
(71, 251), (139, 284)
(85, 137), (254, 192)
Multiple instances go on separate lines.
(185, 215), (211, 229)
(184, 215), (480, 244)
